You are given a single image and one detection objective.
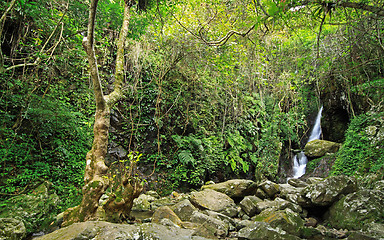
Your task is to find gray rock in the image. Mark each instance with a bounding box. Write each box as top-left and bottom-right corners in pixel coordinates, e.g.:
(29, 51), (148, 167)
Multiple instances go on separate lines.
(151, 206), (182, 226)
(132, 194), (156, 211)
(255, 197), (302, 214)
(255, 188), (269, 199)
(0, 218), (26, 240)
(150, 196), (175, 210)
(201, 179), (257, 198)
(325, 189), (384, 230)
(239, 196), (263, 217)
(237, 221), (301, 240)
(203, 210), (236, 231)
(287, 178), (308, 188)
(259, 180), (280, 198)
(190, 211), (229, 238)
(253, 208), (304, 236)
(279, 184), (304, 204)
(190, 189), (235, 213)
(305, 177), (324, 185)
(300, 175), (357, 206)
(0, 181), (60, 234)
(304, 139), (341, 157)
(35, 221), (210, 240)
(171, 199), (197, 221)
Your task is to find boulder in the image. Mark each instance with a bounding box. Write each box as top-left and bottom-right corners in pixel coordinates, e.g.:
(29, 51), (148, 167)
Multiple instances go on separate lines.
(171, 199), (197, 221)
(151, 206), (182, 227)
(150, 196), (175, 210)
(0, 181), (60, 234)
(132, 193), (156, 211)
(304, 139), (341, 158)
(279, 184), (305, 204)
(255, 188), (269, 199)
(0, 218), (26, 240)
(287, 178), (308, 188)
(237, 221), (301, 240)
(259, 180), (280, 198)
(305, 177), (324, 185)
(190, 189), (235, 213)
(190, 211), (229, 238)
(239, 196), (263, 217)
(300, 175), (357, 206)
(201, 179), (257, 198)
(253, 208), (305, 236)
(203, 210), (236, 231)
(35, 221), (209, 240)
(325, 189), (384, 230)
(255, 197), (302, 214)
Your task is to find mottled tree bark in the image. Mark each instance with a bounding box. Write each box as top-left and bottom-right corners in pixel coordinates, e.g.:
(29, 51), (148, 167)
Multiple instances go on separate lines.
(63, 0), (142, 225)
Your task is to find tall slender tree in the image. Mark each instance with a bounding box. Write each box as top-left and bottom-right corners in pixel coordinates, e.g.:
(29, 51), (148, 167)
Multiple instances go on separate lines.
(63, 0), (142, 225)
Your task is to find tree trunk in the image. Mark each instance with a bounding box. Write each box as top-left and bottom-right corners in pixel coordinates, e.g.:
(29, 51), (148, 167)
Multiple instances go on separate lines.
(63, 0), (142, 225)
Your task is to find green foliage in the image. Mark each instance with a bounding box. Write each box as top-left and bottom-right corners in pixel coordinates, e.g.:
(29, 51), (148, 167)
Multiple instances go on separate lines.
(331, 110), (384, 178)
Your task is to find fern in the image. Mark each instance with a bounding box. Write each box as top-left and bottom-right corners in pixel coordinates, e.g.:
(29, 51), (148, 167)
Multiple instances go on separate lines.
(178, 150), (195, 166)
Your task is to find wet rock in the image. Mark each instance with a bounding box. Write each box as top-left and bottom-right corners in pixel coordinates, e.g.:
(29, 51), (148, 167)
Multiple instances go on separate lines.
(0, 181), (60, 235)
(190, 211), (229, 238)
(325, 189), (384, 230)
(132, 193), (156, 211)
(150, 196), (175, 210)
(151, 206), (182, 227)
(255, 188), (269, 199)
(0, 218), (26, 240)
(190, 189), (235, 213)
(259, 180), (280, 198)
(253, 208), (304, 236)
(255, 197), (302, 214)
(203, 210), (236, 231)
(171, 199), (197, 221)
(36, 221), (209, 240)
(239, 196), (263, 217)
(237, 221), (301, 240)
(109, 145), (127, 159)
(201, 179), (257, 198)
(304, 139), (341, 158)
(306, 177), (324, 185)
(304, 217), (318, 227)
(279, 184), (304, 204)
(288, 178), (308, 188)
(300, 175), (357, 206)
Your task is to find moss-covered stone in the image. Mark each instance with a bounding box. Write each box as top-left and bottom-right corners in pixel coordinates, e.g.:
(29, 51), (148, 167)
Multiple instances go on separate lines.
(304, 139), (341, 158)
(0, 181), (60, 234)
(325, 189), (384, 230)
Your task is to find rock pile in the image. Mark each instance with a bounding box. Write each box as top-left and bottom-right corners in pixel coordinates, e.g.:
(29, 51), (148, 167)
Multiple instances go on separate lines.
(33, 176), (384, 240)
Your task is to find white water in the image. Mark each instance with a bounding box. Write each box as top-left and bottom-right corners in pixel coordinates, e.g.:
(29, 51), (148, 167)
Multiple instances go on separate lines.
(307, 106), (323, 142)
(292, 151), (308, 178)
(291, 106), (323, 179)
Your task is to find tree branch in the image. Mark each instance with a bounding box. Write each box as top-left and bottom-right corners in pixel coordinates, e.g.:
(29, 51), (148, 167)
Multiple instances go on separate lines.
(85, 0), (106, 110)
(105, 1), (131, 107)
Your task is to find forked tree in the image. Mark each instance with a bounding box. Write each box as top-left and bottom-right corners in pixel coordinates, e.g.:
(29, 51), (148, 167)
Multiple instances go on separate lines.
(63, 0), (142, 225)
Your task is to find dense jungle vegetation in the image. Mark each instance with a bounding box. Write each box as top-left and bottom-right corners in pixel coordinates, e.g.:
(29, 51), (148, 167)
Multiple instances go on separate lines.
(1, 0), (383, 215)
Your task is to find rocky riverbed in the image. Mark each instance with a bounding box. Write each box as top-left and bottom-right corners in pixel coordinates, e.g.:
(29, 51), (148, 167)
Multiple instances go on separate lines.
(2, 176), (383, 240)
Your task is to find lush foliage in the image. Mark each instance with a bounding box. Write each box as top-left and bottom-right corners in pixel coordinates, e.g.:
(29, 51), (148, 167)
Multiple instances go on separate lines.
(1, 0), (384, 204)
(331, 109), (384, 178)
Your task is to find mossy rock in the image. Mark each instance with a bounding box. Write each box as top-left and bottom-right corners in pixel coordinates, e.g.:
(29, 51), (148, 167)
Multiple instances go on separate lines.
(304, 140), (341, 158)
(325, 189), (384, 230)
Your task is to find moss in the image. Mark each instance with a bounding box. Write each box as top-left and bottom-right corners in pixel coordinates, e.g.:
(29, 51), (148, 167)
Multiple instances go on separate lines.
(90, 181), (101, 189)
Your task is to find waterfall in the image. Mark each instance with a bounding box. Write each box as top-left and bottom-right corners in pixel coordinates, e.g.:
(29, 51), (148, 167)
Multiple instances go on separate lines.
(291, 106), (323, 179)
(308, 106), (323, 142)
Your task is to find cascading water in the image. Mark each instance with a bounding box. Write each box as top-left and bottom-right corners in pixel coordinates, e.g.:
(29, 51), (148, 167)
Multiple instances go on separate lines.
(291, 106), (323, 179)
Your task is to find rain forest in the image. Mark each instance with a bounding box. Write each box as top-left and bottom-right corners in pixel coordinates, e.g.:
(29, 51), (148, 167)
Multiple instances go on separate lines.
(0, 0), (383, 239)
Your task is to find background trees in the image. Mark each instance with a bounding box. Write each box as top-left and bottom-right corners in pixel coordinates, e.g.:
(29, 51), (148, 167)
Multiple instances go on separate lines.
(0, 0), (383, 223)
